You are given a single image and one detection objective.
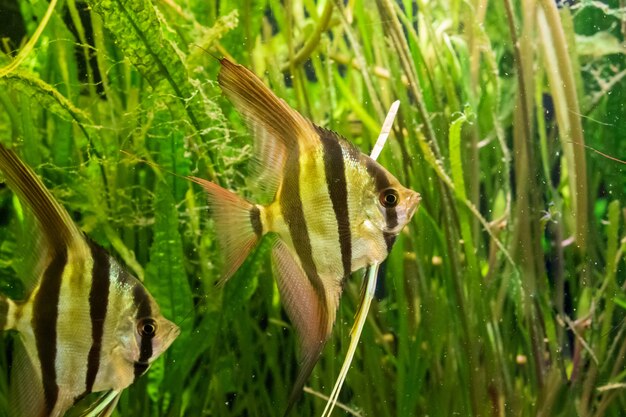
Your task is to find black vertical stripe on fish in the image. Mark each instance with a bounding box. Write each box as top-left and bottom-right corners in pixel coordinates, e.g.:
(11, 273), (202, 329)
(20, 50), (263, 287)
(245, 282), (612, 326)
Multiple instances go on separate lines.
(133, 284), (152, 321)
(383, 232), (397, 252)
(279, 142), (326, 301)
(133, 362), (150, 378)
(384, 205), (398, 229)
(32, 247), (68, 414)
(250, 206), (263, 237)
(365, 158), (391, 190)
(319, 131), (352, 279)
(85, 241), (111, 393)
(133, 285), (153, 380)
(365, 158), (398, 230)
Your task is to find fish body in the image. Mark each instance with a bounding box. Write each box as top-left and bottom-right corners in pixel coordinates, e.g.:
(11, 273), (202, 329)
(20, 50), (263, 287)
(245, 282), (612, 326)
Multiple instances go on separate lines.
(193, 59), (420, 412)
(261, 127), (417, 276)
(0, 144), (179, 417)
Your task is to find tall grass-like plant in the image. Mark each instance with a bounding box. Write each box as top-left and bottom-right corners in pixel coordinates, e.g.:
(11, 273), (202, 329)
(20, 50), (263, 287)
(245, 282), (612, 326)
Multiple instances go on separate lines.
(0, 0), (624, 416)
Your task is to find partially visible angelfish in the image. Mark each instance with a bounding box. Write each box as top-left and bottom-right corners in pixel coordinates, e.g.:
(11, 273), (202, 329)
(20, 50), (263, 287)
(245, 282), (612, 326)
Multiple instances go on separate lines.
(0, 143), (180, 417)
(191, 59), (420, 414)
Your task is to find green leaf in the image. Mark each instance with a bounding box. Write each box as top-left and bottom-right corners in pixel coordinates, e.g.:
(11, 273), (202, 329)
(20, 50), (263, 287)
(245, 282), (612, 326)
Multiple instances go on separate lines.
(605, 200), (620, 278)
(614, 296), (626, 311)
(88, 0), (187, 94)
(144, 179), (193, 346)
(86, 0), (226, 175)
(448, 111), (468, 200)
(0, 71), (93, 128)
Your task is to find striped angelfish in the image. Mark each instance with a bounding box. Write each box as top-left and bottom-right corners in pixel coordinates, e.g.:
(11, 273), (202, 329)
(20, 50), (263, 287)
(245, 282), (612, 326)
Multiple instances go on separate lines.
(0, 144), (179, 417)
(191, 59), (420, 413)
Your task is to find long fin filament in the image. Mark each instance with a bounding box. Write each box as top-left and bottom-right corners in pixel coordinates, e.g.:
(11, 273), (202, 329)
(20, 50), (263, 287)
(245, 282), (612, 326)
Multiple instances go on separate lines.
(320, 263), (379, 417)
(0, 295), (16, 331)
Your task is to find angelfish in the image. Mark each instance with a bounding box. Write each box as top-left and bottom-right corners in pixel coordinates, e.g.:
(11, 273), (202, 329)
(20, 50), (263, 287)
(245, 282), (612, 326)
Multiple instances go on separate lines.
(0, 143), (180, 417)
(192, 59), (420, 412)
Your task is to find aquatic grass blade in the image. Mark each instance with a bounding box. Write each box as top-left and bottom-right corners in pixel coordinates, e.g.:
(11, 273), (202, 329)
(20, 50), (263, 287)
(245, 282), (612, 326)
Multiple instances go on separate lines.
(536, 1), (589, 253)
(0, 0), (58, 78)
(145, 179), (193, 341)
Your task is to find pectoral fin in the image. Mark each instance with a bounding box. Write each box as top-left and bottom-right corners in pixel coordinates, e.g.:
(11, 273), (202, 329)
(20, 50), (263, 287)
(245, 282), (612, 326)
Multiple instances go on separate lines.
(75, 391), (121, 417)
(272, 239), (341, 416)
(92, 392), (121, 417)
(0, 295), (16, 331)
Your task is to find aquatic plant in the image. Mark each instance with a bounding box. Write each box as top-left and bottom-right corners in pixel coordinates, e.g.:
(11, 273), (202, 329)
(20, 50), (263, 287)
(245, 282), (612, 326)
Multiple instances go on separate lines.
(0, 0), (624, 416)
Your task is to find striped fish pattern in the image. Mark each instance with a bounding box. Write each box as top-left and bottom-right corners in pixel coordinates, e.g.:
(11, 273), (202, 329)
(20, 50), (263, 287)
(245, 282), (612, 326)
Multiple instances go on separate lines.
(0, 144), (179, 417)
(192, 59), (420, 413)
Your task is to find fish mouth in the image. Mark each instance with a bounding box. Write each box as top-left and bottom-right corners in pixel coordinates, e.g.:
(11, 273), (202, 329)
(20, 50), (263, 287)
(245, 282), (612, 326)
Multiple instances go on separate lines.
(170, 323), (182, 339)
(162, 320), (181, 347)
(406, 191), (421, 220)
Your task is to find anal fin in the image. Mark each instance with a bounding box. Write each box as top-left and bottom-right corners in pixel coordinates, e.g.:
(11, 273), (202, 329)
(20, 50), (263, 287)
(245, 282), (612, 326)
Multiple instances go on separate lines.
(9, 338), (45, 417)
(69, 390), (121, 417)
(272, 240), (340, 416)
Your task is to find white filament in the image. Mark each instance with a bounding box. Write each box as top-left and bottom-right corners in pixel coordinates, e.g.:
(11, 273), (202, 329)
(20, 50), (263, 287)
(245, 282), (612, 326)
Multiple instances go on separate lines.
(320, 263), (379, 417)
(370, 100), (400, 161)
(319, 100), (400, 416)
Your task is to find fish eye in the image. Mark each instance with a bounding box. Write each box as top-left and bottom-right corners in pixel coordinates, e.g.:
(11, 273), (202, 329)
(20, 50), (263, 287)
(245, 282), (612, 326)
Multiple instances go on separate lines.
(138, 318), (158, 338)
(379, 188), (399, 208)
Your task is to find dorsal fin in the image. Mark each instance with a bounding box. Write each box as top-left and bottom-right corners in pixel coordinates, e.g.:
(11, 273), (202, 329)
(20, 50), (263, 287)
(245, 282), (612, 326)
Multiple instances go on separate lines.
(0, 143), (82, 254)
(218, 59), (319, 151)
(312, 124), (362, 159)
(218, 59), (320, 197)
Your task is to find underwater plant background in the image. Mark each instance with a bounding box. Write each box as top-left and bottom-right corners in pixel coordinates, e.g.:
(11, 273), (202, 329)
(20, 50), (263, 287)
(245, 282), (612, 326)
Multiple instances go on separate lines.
(0, 0), (625, 416)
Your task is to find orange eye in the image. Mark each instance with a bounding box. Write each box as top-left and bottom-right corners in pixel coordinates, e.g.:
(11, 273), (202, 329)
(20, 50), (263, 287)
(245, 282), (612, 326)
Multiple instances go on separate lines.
(138, 318), (158, 338)
(379, 188), (399, 208)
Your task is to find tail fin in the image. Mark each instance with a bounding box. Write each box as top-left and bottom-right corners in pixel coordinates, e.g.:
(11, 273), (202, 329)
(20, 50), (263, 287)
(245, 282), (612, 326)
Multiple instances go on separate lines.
(0, 295), (17, 331)
(189, 177), (262, 282)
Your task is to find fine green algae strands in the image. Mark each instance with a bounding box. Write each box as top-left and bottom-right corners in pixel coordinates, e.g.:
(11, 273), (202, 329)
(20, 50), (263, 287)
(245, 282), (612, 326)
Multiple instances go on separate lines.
(87, 0), (226, 178)
(0, 72), (91, 125)
(0, 71), (94, 146)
